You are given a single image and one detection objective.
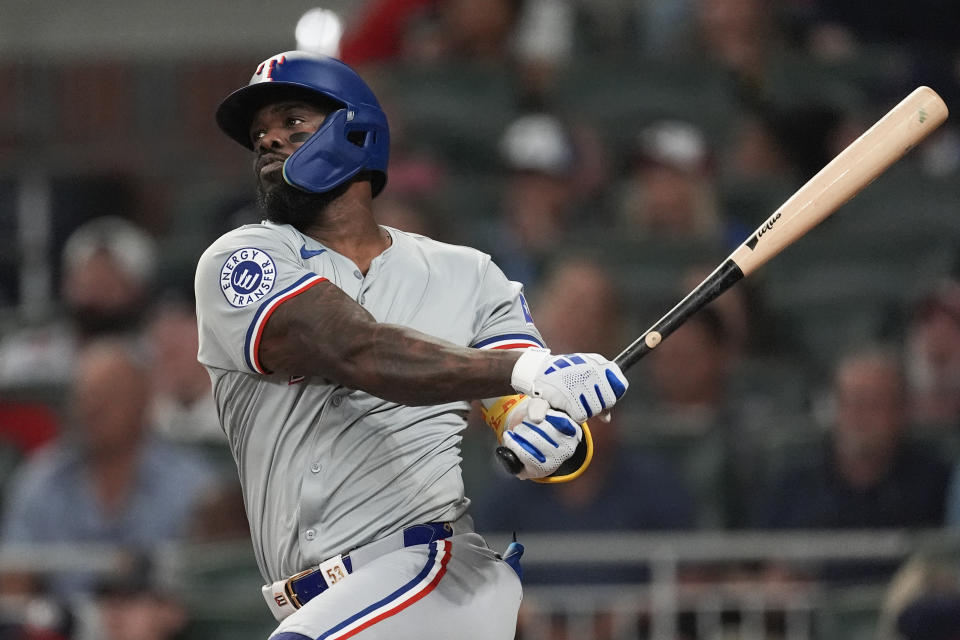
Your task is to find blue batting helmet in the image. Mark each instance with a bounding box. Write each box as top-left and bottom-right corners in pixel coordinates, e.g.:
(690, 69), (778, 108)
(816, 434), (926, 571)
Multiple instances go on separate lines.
(216, 51), (389, 197)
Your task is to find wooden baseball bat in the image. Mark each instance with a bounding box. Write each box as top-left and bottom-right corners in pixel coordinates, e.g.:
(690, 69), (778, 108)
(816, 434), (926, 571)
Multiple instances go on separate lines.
(497, 86), (948, 477)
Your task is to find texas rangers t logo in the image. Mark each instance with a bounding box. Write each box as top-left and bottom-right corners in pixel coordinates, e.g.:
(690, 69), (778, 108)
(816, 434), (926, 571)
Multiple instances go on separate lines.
(255, 55), (287, 80)
(220, 247), (277, 307)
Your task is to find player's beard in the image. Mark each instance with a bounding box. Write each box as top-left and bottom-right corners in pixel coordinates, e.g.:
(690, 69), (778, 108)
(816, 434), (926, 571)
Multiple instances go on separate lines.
(256, 176), (341, 231)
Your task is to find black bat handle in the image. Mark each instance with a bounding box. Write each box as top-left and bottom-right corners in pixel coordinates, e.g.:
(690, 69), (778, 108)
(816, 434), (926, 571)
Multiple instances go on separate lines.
(614, 259), (743, 371)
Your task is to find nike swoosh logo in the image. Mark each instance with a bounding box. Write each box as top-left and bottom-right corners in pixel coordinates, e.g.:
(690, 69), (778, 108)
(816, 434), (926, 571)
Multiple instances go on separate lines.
(300, 245), (327, 259)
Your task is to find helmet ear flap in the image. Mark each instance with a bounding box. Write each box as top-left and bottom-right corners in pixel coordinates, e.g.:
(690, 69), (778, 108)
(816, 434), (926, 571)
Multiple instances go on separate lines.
(283, 109), (367, 193)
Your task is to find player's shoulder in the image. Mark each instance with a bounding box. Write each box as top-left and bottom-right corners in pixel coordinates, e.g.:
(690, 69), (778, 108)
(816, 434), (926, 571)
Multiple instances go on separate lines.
(196, 222), (303, 281)
(200, 221), (300, 260)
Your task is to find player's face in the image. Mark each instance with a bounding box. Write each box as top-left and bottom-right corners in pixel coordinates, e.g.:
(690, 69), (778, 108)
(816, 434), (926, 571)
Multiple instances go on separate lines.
(249, 101), (327, 186)
(250, 101), (339, 228)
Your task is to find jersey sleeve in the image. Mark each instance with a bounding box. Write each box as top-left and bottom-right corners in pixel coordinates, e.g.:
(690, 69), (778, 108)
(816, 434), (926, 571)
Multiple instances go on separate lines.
(195, 226), (327, 374)
(470, 259), (545, 352)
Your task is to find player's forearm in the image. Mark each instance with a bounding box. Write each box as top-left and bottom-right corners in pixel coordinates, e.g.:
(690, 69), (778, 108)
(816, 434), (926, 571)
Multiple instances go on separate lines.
(258, 285), (520, 402)
(338, 323), (520, 404)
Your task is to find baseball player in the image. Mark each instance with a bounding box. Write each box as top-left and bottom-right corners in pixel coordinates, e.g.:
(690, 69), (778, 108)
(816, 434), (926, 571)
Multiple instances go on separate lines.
(194, 51), (629, 640)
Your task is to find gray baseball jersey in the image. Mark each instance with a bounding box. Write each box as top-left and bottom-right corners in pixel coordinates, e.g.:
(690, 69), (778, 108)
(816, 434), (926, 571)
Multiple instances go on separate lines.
(195, 221), (543, 584)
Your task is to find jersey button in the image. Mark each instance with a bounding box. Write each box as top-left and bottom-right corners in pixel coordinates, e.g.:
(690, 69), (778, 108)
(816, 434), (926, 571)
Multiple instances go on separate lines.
(311, 462), (322, 473)
(305, 529), (317, 541)
(353, 269), (362, 279)
(331, 396), (342, 407)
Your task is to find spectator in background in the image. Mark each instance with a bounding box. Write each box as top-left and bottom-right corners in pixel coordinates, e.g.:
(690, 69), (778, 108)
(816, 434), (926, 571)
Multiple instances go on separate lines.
(679, 263), (798, 364)
(723, 108), (799, 184)
(0, 216), (157, 387)
(688, 0), (789, 95)
(486, 113), (580, 287)
(756, 347), (951, 531)
(530, 256), (623, 357)
(640, 306), (759, 528)
(511, 0), (575, 101)
(338, 0), (434, 68)
(734, 102), (850, 184)
(646, 307), (733, 430)
(799, 0), (960, 71)
(0, 339), (217, 599)
(437, 0), (524, 65)
(905, 281), (960, 431)
(339, 0), (524, 68)
(145, 297), (222, 444)
(618, 119), (740, 248)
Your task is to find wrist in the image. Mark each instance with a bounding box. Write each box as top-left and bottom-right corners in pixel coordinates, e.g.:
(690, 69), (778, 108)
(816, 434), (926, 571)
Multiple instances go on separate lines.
(480, 394), (527, 441)
(510, 348), (550, 396)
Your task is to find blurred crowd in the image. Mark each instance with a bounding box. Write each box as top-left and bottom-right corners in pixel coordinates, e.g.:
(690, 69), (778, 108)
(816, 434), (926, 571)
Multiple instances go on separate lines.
(1, 0), (960, 638)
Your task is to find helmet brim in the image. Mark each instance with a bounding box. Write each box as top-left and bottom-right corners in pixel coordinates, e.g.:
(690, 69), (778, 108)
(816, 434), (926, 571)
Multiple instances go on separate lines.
(215, 82), (343, 150)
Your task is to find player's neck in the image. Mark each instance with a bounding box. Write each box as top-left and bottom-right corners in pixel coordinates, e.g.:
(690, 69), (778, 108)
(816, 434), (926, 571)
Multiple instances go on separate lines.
(303, 182), (390, 274)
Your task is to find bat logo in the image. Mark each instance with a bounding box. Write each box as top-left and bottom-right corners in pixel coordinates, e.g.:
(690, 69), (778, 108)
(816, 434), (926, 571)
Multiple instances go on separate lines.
(745, 211), (781, 250)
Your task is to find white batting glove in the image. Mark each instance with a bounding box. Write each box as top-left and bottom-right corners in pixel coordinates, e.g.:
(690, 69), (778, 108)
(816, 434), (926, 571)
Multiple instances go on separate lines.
(501, 409), (583, 480)
(511, 349), (629, 423)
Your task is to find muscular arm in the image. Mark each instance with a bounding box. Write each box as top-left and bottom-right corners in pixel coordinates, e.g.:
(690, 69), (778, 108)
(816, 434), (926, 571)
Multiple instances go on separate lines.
(258, 280), (521, 404)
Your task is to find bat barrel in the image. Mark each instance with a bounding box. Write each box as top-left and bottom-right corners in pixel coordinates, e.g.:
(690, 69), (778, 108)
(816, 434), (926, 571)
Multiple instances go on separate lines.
(728, 86), (949, 277)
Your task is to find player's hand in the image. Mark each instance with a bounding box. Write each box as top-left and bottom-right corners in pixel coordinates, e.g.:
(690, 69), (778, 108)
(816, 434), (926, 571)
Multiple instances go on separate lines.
(500, 409), (582, 480)
(481, 394), (550, 442)
(511, 349), (628, 423)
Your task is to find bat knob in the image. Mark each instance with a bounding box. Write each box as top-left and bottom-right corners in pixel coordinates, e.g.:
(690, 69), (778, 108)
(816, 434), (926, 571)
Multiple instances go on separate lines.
(495, 446), (525, 475)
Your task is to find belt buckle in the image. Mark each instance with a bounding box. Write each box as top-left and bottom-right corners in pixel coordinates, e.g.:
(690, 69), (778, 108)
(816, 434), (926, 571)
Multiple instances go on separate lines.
(284, 566), (316, 609)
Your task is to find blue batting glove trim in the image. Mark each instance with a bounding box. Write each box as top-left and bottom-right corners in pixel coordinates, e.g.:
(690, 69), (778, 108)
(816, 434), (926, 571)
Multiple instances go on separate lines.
(523, 422), (559, 448)
(553, 358), (571, 369)
(579, 393), (592, 417)
(544, 366), (555, 374)
(594, 384), (606, 410)
(507, 431), (546, 463)
(544, 413), (577, 436)
(569, 354), (586, 364)
(606, 369), (627, 398)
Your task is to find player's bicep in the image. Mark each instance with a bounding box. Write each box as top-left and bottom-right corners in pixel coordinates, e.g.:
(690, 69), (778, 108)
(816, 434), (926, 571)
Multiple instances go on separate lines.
(258, 278), (378, 376)
(195, 236), (332, 375)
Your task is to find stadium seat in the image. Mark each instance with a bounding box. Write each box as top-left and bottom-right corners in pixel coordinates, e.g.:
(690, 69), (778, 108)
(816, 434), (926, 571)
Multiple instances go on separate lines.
(546, 56), (739, 158)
